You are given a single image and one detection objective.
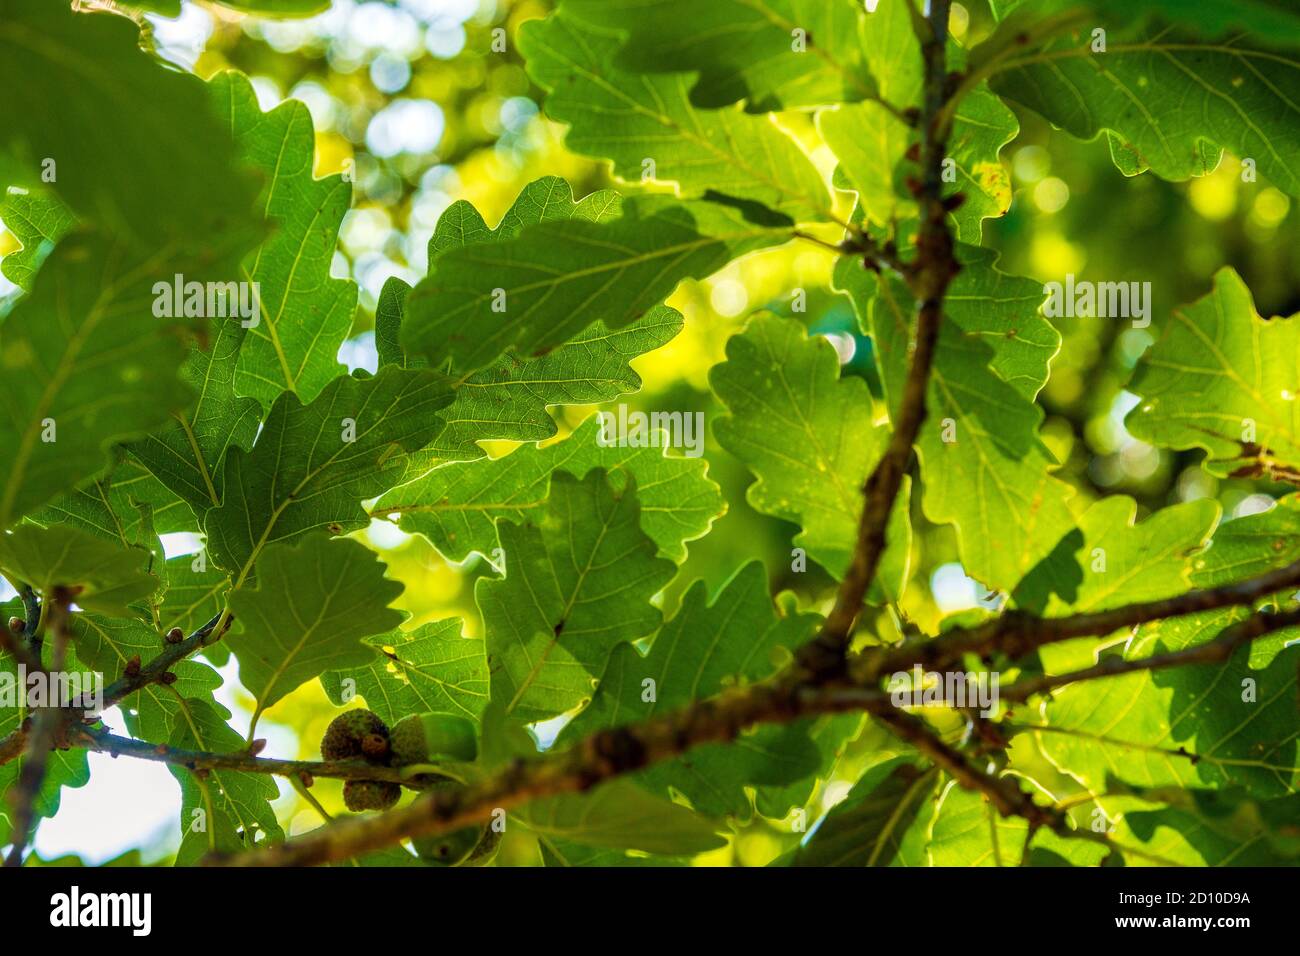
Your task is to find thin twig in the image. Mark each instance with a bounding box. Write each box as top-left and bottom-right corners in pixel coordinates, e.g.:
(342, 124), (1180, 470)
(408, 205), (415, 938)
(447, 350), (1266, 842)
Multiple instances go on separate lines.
(854, 557), (1300, 684)
(74, 726), (438, 786)
(99, 611), (228, 711)
(874, 707), (1058, 828)
(998, 607), (1300, 703)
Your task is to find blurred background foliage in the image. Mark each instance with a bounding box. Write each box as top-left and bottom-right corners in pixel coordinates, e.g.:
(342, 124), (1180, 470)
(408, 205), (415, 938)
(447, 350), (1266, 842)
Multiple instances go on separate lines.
(6, 0), (1300, 867)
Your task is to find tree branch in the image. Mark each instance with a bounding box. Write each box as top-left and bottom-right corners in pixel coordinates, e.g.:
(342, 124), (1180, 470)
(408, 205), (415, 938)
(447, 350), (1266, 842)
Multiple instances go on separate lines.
(799, 0), (959, 675)
(207, 672), (900, 867)
(873, 707), (1058, 829)
(0, 611), (232, 772)
(4, 594), (71, 867)
(998, 606), (1300, 703)
(203, 547), (1300, 866)
(98, 611), (229, 711)
(853, 557), (1300, 684)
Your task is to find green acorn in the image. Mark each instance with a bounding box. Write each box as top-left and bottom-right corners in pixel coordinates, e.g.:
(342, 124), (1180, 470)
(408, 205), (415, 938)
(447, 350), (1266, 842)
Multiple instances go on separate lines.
(343, 779), (401, 812)
(321, 709), (390, 762)
(461, 824), (504, 867)
(413, 825), (486, 866)
(389, 713), (478, 766)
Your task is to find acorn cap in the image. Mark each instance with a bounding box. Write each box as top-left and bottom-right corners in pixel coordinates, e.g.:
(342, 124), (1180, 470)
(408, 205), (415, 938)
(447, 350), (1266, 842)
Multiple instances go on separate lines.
(321, 709), (390, 762)
(342, 779), (401, 812)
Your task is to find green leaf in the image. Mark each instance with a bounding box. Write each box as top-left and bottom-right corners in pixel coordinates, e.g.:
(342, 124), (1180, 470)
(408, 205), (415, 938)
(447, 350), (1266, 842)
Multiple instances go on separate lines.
(379, 178), (686, 458)
(1124, 786), (1300, 866)
(225, 535), (405, 718)
(444, 310), (684, 459)
(0, 524), (156, 616)
(478, 470), (676, 723)
(1187, 493), (1300, 668)
(539, 838), (685, 866)
(926, 779), (1029, 866)
(992, 0), (1300, 38)
(1034, 638), (1300, 802)
(1018, 496), (1220, 616)
(322, 618), (490, 727)
(753, 713), (866, 819)
(0, 234), (201, 530)
(559, 0), (877, 110)
(991, 25), (1300, 199)
(402, 192), (793, 376)
(32, 458), (183, 593)
(521, 12), (830, 223)
(375, 415), (724, 564)
(560, 562), (821, 817)
(789, 758), (937, 866)
(203, 366), (452, 577)
(210, 0), (330, 15)
(209, 71), (357, 408)
(158, 552), (232, 663)
(1126, 268), (1300, 480)
(0, 744), (89, 851)
(0, 0), (259, 254)
(825, 92), (1017, 242)
(1012, 496), (1220, 670)
(169, 698), (283, 865)
(839, 247), (1076, 591)
(819, 2), (1017, 241)
(128, 315), (261, 522)
(0, 191), (74, 291)
(710, 313), (909, 599)
(515, 779), (724, 855)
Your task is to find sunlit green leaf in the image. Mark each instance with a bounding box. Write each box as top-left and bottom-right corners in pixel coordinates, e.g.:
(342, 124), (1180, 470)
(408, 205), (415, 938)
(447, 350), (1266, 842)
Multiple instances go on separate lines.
(479, 470), (675, 723)
(561, 562), (821, 817)
(203, 366), (452, 577)
(522, 12), (830, 222)
(375, 415), (723, 564)
(0, 524), (156, 616)
(559, 0), (877, 110)
(322, 618), (490, 727)
(209, 71), (357, 409)
(1127, 268), (1300, 480)
(225, 535), (405, 718)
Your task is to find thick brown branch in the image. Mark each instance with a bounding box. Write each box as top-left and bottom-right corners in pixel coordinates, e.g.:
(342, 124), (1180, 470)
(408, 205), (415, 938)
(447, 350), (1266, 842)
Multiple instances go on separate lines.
(207, 675), (897, 867)
(206, 550), (1300, 867)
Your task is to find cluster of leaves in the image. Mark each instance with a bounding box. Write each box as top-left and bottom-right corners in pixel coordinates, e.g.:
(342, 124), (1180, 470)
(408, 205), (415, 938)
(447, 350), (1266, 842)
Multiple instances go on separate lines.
(1, 0), (1299, 868)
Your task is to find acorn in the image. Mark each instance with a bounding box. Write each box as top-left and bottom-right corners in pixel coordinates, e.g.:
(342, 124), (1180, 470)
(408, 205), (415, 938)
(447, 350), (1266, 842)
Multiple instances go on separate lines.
(388, 713), (478, 767)
(413, 825), (485, 866)
(343, 779), (401, 812)
(320, 709), (390, 763)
